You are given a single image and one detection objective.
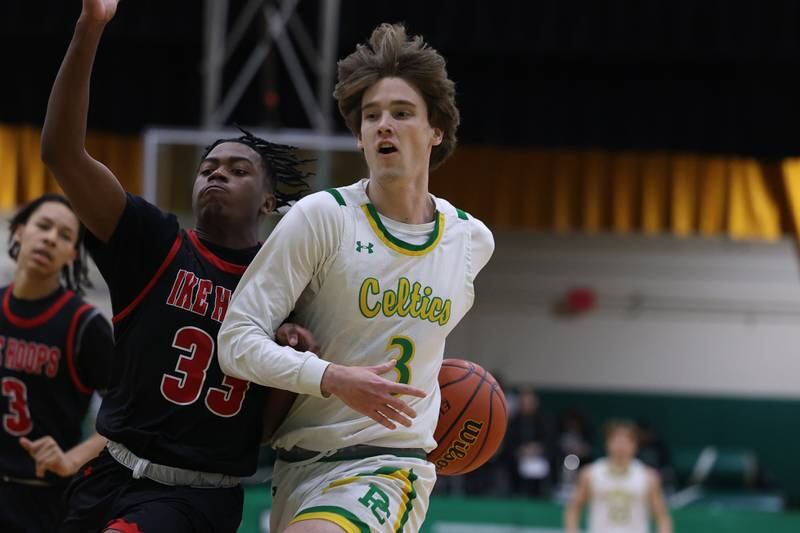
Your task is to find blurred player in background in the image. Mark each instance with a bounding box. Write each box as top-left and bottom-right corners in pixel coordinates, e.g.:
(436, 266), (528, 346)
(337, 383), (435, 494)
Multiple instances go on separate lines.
(565, 420), (673, 533)
(41, 1), (316, 531)
(219, 23), (495, 532)
(1, 194), (112, 532)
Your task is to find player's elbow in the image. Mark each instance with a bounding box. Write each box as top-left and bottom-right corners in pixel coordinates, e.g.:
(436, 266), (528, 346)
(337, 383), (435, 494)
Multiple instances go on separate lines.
(40, 139), (82, 175)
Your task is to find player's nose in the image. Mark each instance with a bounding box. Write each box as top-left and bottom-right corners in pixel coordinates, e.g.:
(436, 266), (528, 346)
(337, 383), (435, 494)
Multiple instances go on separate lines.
(377, 112), (394, 134)
(207, 167), (229, 182)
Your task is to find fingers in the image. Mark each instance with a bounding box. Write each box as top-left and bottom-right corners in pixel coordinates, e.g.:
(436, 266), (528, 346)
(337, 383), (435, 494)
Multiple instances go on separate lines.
(380, 404), (413, 428)
(371, 410), (396, 430)
(276, 324), (320, 353)
(34, 450), (60, 478)
(385, 395), (418, 419)
(370, 360), (397, 375)
(384, 381), (427, 399)
(19, 436), (54, 455)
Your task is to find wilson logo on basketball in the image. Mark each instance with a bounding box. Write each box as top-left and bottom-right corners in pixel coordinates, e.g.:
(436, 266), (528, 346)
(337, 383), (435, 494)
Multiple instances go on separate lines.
(434, 419), (483, 470)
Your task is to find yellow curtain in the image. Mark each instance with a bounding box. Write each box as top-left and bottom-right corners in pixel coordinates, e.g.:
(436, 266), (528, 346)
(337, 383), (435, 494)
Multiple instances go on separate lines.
(3, 120), (796, 243)
(781, 159), (800, 242)
(434, 147), (789, 241)
(0, 124), (141, 210)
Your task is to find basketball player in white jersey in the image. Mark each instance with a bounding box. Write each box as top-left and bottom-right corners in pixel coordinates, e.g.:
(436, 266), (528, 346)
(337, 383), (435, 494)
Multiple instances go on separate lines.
(565, 421), (673, 533)
(218, 23), (494, 532)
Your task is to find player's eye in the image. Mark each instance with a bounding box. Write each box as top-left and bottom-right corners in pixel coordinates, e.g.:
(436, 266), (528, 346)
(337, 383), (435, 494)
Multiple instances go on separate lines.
(232, 168), (248, 176)
(199, 168), (213, 176)
(364, 112), (378, 121)
(395, 110), (411, 119)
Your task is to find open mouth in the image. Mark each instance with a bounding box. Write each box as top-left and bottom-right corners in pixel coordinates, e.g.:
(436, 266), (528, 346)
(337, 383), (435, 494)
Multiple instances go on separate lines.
(378, 146), (398, 155)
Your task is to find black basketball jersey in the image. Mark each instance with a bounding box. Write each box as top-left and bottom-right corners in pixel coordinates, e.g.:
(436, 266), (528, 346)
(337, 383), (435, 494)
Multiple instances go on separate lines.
(92, 196), (266, 476)
(0, 286), (102, 481)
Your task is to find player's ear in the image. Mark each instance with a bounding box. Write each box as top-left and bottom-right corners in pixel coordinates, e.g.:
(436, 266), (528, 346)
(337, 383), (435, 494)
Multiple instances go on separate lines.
(356, 133), (364, 150)
(9, 229), (22, 260)
(260, 193), (277, 216)
(431, 127), (443, 146)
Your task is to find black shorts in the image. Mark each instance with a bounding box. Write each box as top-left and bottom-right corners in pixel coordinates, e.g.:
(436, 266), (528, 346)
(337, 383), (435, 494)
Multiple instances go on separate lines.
(58, 450), (244, 533)
(0, 479), (65, 532)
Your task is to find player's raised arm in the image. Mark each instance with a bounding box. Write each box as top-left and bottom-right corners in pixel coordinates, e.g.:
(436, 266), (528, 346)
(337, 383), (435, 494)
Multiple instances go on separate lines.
(41, 0), (126, 243)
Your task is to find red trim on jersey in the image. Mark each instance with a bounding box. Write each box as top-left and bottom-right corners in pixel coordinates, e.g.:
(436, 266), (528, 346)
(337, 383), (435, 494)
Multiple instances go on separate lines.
(104, 518), (144, 533)
(66, 303), (95, 395)
(112, 233), (183, 324)
(187, 229), (249, 275)
(2, 286), (75, 329)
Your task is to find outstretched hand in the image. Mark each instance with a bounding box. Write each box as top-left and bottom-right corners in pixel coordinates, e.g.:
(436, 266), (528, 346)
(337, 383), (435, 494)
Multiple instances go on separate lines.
(321, 361), (427, 430)
(81, 0), (119, 25)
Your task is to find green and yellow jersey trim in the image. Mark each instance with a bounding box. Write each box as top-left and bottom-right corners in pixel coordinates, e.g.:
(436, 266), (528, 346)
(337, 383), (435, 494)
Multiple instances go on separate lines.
(290, 505), (370, 533)
(325, 188), (347, 206)
(361, 203), (444, 256)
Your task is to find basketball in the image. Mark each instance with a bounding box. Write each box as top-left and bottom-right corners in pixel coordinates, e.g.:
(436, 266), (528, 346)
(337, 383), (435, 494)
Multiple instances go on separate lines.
(429, 358), (508, 476)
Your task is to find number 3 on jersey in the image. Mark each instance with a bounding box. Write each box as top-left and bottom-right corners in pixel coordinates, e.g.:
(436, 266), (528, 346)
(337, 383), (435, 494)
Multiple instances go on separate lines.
(160, 326), (249, 418)
(2, 377), (32, 436)
(387, 336), (415, 385)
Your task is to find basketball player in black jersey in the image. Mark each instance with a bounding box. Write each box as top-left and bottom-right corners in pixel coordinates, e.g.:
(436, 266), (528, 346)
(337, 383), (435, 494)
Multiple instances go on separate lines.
(42, 1), (318, 532)
(1, 194), (113, 532)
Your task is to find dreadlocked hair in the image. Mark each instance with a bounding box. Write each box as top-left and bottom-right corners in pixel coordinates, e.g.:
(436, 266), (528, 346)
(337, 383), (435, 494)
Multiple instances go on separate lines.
(201, 127), (313, 207)
(8, 194), (91, 295)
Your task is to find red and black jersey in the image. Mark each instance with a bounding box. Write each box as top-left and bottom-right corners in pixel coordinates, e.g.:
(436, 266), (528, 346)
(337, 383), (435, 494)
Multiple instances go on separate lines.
(88, 195), (267, 477)
(0, 285), (112, 482)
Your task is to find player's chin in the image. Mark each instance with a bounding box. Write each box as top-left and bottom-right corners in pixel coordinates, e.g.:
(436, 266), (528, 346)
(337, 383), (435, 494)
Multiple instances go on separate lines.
(197, 198), (230, 220)
(373, 166), (405, 182)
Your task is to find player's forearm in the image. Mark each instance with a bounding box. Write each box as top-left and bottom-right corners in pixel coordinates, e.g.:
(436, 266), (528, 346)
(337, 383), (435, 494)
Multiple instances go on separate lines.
(218, 319), (329, 397)
(63, 433), (107, 475)
(656, 514), (673, 533)
(41, 18), (105, 168)
(563, 505), (581, 533)
(42, 17), (127, 242)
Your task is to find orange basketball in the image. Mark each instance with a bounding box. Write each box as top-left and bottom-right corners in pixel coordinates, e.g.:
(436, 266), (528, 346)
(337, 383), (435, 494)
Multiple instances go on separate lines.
(428, 359), (508, 476)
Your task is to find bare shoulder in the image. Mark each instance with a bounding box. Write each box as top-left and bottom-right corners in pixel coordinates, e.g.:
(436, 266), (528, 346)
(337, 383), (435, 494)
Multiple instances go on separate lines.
(646, 466), (663, 487)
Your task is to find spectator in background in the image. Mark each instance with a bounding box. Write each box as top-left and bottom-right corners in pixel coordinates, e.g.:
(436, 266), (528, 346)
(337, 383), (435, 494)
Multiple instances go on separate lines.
(560, 408), (594, 464)
(636, 419), (673, 488)
(505, 386), (557, 498)
(557, 408), (595, 493)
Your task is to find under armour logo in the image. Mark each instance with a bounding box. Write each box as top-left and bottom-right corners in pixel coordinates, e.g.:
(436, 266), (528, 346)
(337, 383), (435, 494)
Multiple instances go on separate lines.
(356, 241), (374, 254)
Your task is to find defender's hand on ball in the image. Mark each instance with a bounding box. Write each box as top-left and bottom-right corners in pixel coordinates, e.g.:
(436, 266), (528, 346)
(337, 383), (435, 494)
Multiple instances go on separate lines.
(80, 0), (119, 26)
(19, 436), (77, 478)
(321, 361), (426, 430)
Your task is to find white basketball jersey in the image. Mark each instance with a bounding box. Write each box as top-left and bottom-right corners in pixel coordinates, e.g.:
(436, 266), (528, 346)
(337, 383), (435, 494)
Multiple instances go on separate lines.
(588, 459), (651, 533)
(219, 179), (494, 453)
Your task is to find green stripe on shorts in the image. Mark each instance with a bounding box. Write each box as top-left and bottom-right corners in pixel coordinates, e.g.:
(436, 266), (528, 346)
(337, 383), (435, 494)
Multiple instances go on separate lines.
(292, 505), (370, 533)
